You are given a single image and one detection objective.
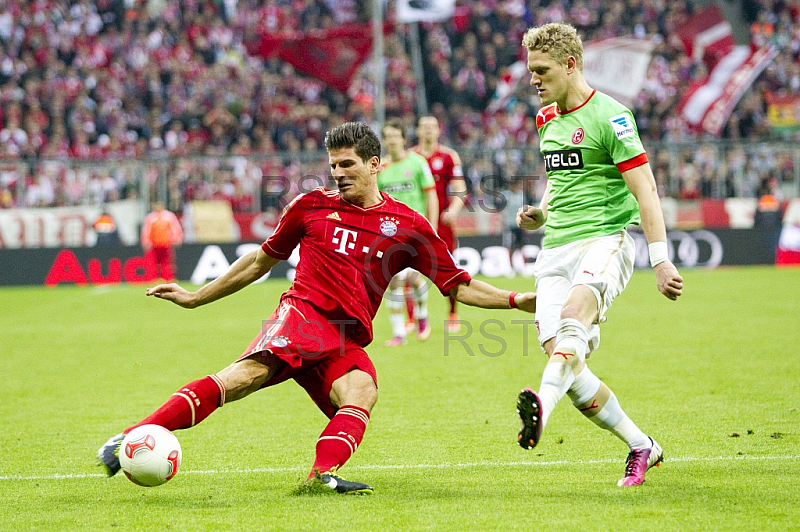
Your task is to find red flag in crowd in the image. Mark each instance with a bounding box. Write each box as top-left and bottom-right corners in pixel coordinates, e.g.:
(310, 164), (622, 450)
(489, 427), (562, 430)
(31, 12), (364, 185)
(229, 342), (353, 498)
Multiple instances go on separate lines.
(676, 5), (777, 136)
(249, 23), (391, 93)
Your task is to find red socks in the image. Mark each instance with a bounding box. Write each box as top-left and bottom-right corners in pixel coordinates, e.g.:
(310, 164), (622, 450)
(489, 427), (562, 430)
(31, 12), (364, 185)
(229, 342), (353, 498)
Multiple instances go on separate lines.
(124, 375), (225, 434)
(404, 284), (415, 322)
(308, 405), (370, 478)
(124, 378), (370, 479)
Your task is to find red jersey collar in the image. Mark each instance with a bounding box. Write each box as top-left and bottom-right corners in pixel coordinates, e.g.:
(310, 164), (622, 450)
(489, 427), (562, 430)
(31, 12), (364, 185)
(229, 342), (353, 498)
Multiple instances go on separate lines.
(337, 190), (387, 211)
(557, 89), (596, 115)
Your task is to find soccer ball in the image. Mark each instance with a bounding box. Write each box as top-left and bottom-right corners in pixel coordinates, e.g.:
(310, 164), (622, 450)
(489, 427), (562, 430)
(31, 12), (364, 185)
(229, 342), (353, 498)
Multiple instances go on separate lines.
(119, 425), (182, 487)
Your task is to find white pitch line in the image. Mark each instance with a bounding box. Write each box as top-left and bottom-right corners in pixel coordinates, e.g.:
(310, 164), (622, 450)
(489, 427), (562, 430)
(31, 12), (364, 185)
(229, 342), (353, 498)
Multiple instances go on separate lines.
(2, 454), (798, 482)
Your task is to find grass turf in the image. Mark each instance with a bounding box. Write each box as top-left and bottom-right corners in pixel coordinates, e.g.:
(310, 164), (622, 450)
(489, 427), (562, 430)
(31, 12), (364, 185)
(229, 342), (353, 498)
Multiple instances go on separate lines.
(0, 267), (798, 530)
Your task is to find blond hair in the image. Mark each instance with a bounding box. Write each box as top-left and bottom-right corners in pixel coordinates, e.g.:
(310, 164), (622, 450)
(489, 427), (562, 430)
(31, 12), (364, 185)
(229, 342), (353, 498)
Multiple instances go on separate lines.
(522, 23), (584, 70)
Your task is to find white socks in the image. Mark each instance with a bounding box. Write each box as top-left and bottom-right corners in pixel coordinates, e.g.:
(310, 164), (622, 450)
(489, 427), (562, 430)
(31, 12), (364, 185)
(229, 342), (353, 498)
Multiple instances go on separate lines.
(538, 319), (589, 427)
(537, 318), (651, 451)
(387, 287), (407, 338)
(567, 366), (651, 450)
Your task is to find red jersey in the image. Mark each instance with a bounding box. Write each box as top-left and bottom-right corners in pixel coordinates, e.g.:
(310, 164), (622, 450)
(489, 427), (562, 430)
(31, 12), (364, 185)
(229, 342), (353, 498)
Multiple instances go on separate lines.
(262, 188), (471, 346)
(412, 145), (463, 212)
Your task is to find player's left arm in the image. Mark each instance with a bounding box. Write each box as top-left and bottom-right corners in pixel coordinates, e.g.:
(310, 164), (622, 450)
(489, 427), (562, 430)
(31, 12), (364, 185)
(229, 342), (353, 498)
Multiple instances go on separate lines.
(622, 163), (683, 301)
(449, 280), (536, 313)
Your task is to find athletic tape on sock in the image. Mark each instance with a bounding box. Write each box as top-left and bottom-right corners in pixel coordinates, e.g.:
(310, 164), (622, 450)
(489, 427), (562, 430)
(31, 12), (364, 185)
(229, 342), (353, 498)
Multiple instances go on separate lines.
(555, 318), (590, 362)
(567, 367), (601, 406)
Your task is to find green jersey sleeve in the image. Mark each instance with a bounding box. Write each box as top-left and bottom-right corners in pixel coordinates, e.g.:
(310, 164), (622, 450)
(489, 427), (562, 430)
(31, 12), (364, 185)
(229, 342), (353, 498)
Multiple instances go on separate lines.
(603, 109), (646, 168)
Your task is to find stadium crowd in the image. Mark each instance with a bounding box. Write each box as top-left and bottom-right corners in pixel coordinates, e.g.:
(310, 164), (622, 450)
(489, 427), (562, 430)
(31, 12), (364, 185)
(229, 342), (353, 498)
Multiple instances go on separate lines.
(0, 0), (798, 211)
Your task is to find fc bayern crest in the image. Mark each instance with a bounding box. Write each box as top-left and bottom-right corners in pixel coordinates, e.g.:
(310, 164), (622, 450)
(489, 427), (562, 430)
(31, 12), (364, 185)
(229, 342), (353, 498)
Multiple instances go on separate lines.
(572, 128), (584, 144)
(431, 157), (444, 170)
(380, 220), (398, 236)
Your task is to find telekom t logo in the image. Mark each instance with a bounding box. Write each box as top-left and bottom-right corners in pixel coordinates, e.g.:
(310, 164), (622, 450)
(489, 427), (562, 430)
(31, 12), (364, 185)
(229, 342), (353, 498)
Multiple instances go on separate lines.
(332, 227), (358, 255)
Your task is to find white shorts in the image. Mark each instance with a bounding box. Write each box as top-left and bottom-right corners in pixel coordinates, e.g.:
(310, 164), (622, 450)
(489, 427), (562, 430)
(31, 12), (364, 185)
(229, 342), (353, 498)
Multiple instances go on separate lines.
(534, 230), (635, 353)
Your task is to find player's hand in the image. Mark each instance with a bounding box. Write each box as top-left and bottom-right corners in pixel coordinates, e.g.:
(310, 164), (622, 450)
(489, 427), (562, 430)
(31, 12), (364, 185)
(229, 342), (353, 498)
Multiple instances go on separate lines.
(517, 205), (545, 231)
(146, 283), (198, 308)
(513, 292), (537, 313)
(654, 261), (683, 300)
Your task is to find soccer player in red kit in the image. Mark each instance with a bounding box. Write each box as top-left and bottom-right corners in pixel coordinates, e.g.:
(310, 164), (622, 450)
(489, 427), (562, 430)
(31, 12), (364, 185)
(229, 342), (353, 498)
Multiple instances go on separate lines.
(98, 122), (536, 494)
(413, 116), (468, 332)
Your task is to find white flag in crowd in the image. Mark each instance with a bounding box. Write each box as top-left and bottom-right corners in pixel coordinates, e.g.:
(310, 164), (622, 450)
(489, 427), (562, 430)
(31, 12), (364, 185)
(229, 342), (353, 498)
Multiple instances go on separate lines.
(583, 37), (656, 109)
(396, 0), (455, 23)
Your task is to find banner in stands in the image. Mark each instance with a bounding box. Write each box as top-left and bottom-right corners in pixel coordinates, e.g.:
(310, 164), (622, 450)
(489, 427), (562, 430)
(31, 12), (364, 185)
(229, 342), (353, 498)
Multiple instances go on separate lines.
(766, 92), (800, 132)
(0, 229), (783, 287)
(250, 23), (392, 92)
(0, 200), (140, 249)
(676, 4), (778, 135)
(583, 37), (656, 109)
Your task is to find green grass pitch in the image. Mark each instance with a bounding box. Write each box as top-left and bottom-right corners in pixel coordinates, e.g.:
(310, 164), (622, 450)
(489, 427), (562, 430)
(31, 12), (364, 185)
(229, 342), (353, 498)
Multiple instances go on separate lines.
(1, 267), (799, 530)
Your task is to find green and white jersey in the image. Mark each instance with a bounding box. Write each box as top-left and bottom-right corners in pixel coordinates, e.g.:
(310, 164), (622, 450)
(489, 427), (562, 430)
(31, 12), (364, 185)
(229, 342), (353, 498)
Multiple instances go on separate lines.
(537, 90), (647, 249)
(377, 151), (435, 216)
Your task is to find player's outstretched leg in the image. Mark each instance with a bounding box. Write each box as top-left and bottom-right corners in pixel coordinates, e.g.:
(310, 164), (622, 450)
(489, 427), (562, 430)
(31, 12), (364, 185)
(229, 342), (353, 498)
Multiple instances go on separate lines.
(618, 437), (663, 487)
(516, 388), (543, 449)
(97, 375), (225, 476)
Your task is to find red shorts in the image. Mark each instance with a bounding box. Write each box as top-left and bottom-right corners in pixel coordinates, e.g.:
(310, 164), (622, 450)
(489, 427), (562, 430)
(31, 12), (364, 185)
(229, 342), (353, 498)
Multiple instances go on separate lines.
(437, 221), (457, 253)
(238, 297), (377, 418)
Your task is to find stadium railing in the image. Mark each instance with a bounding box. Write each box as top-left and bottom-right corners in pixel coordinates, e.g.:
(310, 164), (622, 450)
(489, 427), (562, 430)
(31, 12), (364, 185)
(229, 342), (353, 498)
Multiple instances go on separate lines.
(1, 139), (798, 213)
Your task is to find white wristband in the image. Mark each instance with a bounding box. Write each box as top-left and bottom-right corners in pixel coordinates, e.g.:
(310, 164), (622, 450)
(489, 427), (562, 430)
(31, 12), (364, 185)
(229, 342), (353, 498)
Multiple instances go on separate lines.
(648, 241), (668, 268)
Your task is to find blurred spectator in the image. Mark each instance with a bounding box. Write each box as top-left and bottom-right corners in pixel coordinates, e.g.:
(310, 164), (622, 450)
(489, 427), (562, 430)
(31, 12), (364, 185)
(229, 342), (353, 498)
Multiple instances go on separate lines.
(141, 201), (183, 282)
(0, 0), (797, 210)
(93, 208), (121, 245)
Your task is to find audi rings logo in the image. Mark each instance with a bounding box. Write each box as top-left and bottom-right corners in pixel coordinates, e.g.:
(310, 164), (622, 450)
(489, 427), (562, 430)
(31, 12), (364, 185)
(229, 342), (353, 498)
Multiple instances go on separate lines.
(631, 230), (723, 268)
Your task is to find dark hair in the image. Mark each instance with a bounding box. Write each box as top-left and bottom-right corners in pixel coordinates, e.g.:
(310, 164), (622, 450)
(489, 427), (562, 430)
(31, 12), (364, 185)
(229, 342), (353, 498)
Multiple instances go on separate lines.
(382, 117), (406, 138)
(324, 122), (381, 162)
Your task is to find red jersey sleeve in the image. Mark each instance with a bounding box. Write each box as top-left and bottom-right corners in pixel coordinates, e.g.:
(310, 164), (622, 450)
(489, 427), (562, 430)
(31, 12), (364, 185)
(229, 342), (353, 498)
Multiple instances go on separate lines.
(408, 212), (471, 295)
(261, 193), (306, 259)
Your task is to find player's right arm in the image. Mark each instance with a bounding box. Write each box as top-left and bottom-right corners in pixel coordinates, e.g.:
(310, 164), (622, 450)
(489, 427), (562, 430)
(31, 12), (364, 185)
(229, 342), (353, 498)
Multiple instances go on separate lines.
(147, 249), (280, 308)
(622, 163), (683, 301)
(517, 180), (549, 231)
(148, 190), (308, 308)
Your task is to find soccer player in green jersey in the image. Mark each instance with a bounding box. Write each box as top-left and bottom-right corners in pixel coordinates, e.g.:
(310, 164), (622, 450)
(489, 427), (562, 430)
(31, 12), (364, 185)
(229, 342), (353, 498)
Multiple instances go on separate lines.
(514, 23), (683, 487)
(378, 118), (439, 346)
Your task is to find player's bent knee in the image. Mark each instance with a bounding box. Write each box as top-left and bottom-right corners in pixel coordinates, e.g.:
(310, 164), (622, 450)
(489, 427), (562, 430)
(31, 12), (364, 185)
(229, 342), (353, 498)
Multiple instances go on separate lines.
(561, 284), (601, 324)
(216, 358), (272, 402)
(554, 318), (591, 364)
(330, 370), (378, 411)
